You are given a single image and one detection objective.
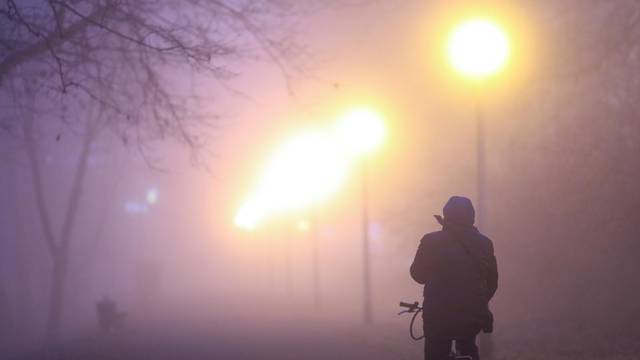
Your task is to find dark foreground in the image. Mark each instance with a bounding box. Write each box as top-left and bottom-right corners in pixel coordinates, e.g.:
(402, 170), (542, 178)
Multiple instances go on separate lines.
(9, 306), (640, 360)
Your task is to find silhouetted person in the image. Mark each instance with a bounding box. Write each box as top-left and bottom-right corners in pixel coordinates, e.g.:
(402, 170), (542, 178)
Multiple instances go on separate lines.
(410, 196), (498, 360)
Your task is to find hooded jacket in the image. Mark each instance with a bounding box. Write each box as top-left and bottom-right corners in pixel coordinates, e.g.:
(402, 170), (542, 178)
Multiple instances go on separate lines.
(410, 196), (498, 338)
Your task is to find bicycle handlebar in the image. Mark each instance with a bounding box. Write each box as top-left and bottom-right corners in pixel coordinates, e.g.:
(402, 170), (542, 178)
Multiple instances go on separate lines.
(398, 300), (424, 340)
(399, 301), (417, 308)
(399, 301), (421, 310)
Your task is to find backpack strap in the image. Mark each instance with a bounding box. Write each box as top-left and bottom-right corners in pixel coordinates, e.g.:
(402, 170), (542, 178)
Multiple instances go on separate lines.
(434, 215), (488, 271)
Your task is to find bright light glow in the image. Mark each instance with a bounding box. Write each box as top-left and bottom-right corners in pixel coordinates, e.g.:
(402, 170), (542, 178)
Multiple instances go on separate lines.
(296, 219), (310, 232)
(235, 106), (386, 229)
(334, 107), (386, 156)
(146, 187), (159, 205)
(234, 198), (265, 230)
(447, 18), (509, 78)
(235, 130), (349, 229)
(258, 131), (349, 213)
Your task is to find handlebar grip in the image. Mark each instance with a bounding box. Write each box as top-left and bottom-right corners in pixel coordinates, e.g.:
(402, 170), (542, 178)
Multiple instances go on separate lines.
(399, 301), (418, 308)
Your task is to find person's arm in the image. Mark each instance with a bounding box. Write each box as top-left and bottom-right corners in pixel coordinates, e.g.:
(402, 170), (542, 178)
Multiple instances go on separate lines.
(410, 235), (431, 285)
(487, 242), (498, 300)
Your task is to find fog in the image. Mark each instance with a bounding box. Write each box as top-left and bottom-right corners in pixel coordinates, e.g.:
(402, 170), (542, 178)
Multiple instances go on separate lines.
(2, 1), (640, 359)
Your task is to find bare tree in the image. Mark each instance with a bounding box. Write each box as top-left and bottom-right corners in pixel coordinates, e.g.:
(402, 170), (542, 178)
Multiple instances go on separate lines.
(1, 0), (327, 343)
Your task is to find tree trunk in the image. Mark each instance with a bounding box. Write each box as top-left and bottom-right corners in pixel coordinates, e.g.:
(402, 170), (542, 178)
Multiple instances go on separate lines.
(42, 126), (93, 343)
(45, 256), (67, 343)
(12, 160), (35, 342)
(23, 110), (96, 343)
(14, 221), (34, 342)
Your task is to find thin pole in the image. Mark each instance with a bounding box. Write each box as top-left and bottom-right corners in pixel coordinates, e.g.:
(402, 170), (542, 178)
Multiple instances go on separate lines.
(265, 225), (274, 288)
(311, 208), (321, 308)
(285, 226), (292, 295)
(475, 90), (495, 358)
(475, 96), (486, 230)
(361, 161), (372, 323)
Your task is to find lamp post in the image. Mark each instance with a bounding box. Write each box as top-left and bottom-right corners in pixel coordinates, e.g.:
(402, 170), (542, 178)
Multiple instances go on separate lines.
(475, 96), (486, 228)
(308, 211), (321, 308)
(296, 215), (320, 308)
(447, 18), (509, 229)
(236, 110), (385, 321)
(312, 214), (320, 308)
(447, 17), (510, 358)
(360, 159), (372, 323)
(336, 107), (385, 324)
(236, 129), (350, 306)
(283, 224), (293, 295)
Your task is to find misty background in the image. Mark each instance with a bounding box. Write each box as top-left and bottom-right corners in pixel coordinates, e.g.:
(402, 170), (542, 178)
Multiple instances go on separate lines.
(1, 0), (639, 359)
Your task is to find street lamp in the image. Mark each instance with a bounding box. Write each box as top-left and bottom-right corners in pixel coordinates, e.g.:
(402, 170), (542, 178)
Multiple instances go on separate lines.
(235, 129), (350, 299)
(235, 110), (385, 318)
(447, 17), (510, 358)
(335, 107), (386, 324)
(447, 18), (510, 229)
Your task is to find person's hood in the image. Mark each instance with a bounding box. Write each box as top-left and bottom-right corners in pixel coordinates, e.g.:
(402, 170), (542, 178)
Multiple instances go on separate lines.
(440, 196), (475, 226)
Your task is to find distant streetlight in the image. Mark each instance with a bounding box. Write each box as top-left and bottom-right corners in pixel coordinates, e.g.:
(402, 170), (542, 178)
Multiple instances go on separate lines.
(146, 186), (159, 205)
(235, 108), (386, 318)
(235, 130), (349, 229)
(447, 18), (510, 229)
(336, 106), (386, 324)
(235, 130), (350, 299)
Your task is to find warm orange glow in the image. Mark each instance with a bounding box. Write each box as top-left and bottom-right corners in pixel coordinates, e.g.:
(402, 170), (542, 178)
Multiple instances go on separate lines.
(260, 131), (349, 212)
(235, 130), (349, 228)
(296, 219), (310, 232)
(235, 106), (387, 229)
(418, 2), (536, 102)
(234, 198), (265, 230)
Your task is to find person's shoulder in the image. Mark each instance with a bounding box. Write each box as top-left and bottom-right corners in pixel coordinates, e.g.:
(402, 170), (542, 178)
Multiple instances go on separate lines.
(420, 230), (447, 244)
(475, 230), (495, 250)
(475, 231), (491, 242)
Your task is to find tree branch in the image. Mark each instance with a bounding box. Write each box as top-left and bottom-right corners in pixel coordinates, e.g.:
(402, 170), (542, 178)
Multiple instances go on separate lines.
(0, 3), (110, 84)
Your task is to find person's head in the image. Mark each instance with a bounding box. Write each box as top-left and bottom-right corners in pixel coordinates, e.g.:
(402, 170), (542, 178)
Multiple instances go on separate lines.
(442, 196), (475, 226)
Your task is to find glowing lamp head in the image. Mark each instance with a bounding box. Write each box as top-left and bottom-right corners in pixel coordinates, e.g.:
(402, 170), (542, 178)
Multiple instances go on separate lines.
(335, 107), (386, 156)
(447, 18), (510, 79)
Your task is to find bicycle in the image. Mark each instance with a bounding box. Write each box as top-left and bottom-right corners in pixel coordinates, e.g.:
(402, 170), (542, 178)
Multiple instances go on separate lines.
(399, 301), (473, 360)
